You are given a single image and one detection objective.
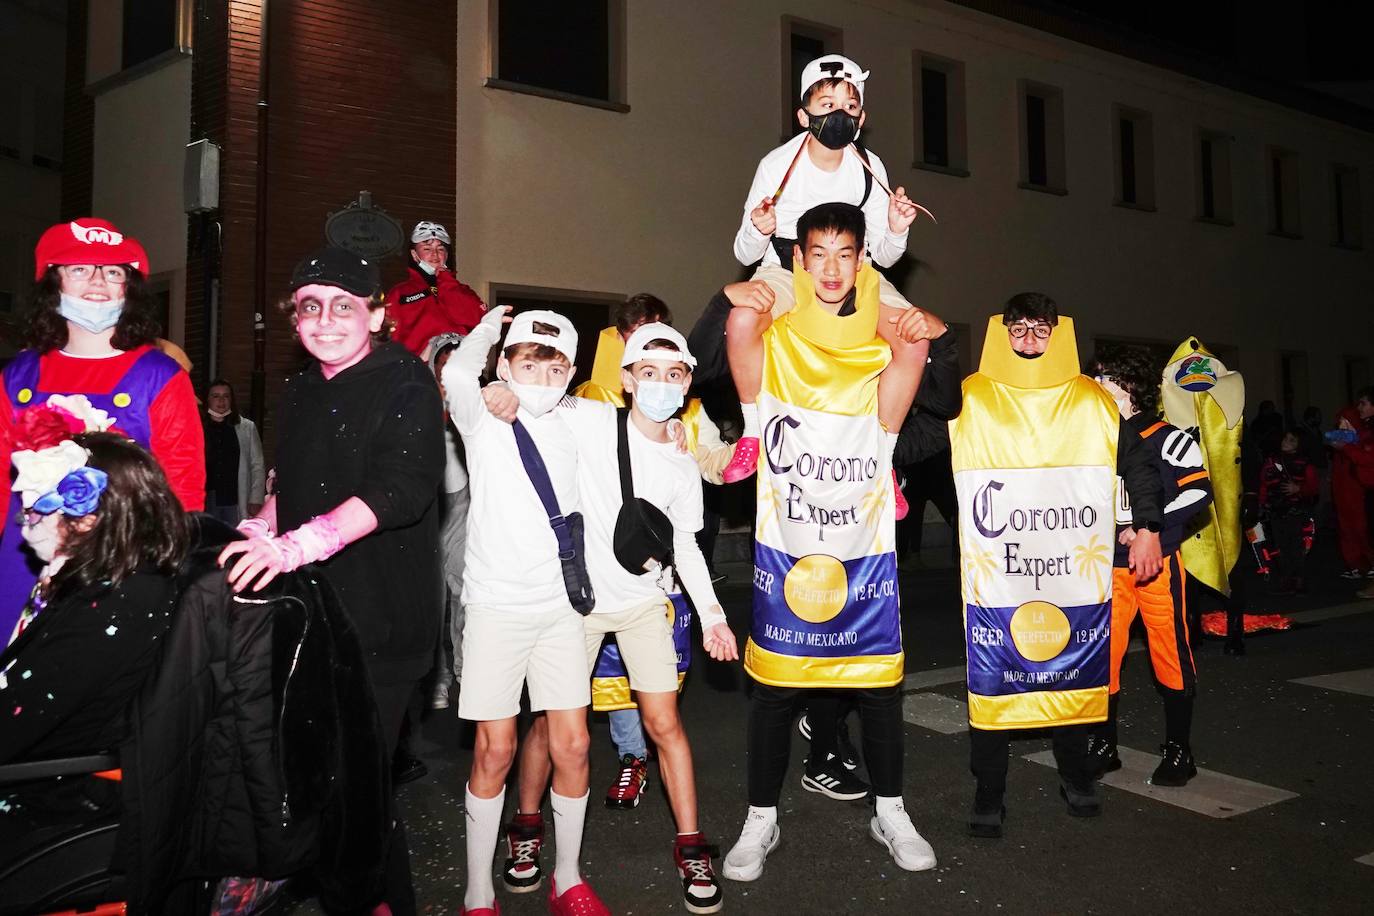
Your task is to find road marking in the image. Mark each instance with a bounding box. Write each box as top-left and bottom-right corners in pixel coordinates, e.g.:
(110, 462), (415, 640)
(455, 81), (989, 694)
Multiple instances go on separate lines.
(1290, 668), (1374, 699)
(1356, 852), (1374, 867)
(1286, 601), (1374, 624)
(1023, 746), (1298, 818)
(901, 692), (967, 734)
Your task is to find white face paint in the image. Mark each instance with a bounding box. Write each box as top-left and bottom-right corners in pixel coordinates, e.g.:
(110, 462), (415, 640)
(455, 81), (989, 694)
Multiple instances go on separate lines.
(21, 511), (63, 563)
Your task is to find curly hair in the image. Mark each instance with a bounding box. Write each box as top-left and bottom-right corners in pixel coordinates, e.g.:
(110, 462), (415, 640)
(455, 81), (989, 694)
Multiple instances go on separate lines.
(1087, 344), (1163, 418)
(26, 267), (164, 352)
(48, 432), (190, 598)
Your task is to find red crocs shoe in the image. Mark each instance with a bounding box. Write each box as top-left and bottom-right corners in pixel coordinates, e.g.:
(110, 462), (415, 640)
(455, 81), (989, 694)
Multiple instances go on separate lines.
(461, 905), (500, 916)
(674, 832), (724, 914)
(548, 877), (611, 916)
(722, 436), (760, 484)
(605, 754), (649, 809)
(892, 469), (909, 520)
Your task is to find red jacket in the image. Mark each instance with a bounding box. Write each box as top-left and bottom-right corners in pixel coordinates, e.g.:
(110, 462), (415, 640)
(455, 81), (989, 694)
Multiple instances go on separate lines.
(1333, 406), (1374, 489)
(385, 264), (486, 356)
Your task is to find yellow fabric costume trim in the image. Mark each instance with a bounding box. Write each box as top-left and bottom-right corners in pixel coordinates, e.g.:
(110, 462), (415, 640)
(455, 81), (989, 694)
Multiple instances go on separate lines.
(744, 641), (905, 689)
(967, 688), (1109, 730)
(1161, 338), (1244, 596)
(591, 672), (687, 712)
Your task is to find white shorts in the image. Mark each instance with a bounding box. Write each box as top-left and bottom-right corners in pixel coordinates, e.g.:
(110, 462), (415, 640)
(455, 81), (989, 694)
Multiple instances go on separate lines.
(584, 598), (680, 695)
(457, 603), (591, 720)
(752, 262), (912, 318)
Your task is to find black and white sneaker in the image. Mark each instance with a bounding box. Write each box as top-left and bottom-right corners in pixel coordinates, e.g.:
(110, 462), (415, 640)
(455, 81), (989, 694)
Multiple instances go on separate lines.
(835, 718), (860, 771)
(797, 712), (811, 740)
(801, 753), (870, 801)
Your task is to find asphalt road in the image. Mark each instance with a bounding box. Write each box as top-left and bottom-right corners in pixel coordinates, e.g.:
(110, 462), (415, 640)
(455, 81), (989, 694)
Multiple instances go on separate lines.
(287, 544), (1374, 915)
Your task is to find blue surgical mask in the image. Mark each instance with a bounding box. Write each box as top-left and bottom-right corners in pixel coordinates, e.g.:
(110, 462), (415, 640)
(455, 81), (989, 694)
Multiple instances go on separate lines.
(59, 293), (124, 334)
(634, 381), (685, 422)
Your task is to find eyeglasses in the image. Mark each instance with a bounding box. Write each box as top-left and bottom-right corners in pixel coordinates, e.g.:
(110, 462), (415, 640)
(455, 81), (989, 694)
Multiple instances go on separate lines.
(19, 507), (52, 527)
(1007, 321), (1052, 340)
(60, 264), (129, 284)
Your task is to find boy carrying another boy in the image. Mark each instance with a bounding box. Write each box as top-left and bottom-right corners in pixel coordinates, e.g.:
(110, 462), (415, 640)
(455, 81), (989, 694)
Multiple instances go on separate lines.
(713, 54), (933, 517)
(442, 307), (609, 916)
(489, 324), (739, 914)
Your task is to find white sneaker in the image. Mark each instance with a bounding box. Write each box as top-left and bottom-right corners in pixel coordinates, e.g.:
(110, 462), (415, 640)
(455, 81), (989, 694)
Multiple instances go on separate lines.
(869, 803), (936, 872)
(721, 811), (780, 882)
(430, 681), (450, 710)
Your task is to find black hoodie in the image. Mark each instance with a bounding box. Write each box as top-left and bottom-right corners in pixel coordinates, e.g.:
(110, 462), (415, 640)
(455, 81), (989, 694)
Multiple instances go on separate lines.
(274, 341), (445, 683)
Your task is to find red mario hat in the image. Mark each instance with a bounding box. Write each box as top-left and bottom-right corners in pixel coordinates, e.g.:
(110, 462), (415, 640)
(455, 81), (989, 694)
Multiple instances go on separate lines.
(34, 218), (150, 281)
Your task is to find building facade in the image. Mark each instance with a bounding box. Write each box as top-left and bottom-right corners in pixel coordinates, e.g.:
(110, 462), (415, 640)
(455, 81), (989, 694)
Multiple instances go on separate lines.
(46, 0), (1374, 435)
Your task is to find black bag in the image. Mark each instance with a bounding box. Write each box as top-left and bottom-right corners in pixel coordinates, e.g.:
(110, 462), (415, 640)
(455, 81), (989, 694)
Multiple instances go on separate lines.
(612, 408), (676, 575)
(511, 419), (595, 614)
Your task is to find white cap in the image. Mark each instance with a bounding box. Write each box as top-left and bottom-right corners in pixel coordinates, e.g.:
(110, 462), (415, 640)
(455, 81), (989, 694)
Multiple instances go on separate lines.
(410, 221), (451, 244)
(504, 309), (578, 364)
(799, 54), (869, 105)
(621, 322), (696, 369)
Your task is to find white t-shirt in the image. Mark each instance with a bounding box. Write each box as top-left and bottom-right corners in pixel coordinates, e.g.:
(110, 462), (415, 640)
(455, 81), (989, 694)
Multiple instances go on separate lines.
(733, 134), (909, 269)
(558, 399), (722, 623)
(443, 328), (578, 613)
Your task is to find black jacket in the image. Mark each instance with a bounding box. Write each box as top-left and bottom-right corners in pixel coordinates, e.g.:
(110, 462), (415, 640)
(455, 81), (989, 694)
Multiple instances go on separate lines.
(274, 341), (446, 683)
(119, 516), (390, 914)
(893, 329), (962, 467)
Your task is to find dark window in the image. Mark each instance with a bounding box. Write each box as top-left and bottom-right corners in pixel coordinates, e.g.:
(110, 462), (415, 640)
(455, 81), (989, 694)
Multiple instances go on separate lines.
(922, 67), (949, 167)
(498, 0), (611, 102)
(122, 0), (178, 70)
(1272, 155), (1285, 232)
(1026, 94), (1047, 187)
(1200, 138), (1215, 219)
(1119, 118), (1136, 204)
(790, 32), (826, 135)
(491, 292), (615, 390)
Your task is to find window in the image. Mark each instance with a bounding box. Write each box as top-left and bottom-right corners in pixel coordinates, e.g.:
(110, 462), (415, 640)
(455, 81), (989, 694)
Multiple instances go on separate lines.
(489, 0), (627, 111)
(1279, 350), (1309, 420)
(1268, 147), (1302, 238)
(1018, 81), (1066, 193)
(914, 53), (968, 175)
(782, 16), (843, 139)
(486, 284), (623, 390)
(32, 89), (62, 170)
(1331, 164), (1362, 249)
(1196, 130), (1233, 223)
(123, 0), (179, 70)
(1112, 106), (1155, 209)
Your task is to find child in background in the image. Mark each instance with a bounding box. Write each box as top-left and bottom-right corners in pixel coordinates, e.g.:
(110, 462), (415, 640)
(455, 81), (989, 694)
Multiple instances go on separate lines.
(1259, 427), (1319, 596)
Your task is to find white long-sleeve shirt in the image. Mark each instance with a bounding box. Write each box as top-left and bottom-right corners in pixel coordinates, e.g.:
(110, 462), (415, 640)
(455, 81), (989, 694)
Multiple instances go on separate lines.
(733, 134), (909, 269)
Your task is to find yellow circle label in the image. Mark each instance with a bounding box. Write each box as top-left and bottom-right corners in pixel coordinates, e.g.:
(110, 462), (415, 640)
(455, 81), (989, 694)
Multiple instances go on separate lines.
(783, 554), (849, 624)
(113, 392), (132, 408)
(1009, 601), (1071, 662)
(16, 388), (32, 404)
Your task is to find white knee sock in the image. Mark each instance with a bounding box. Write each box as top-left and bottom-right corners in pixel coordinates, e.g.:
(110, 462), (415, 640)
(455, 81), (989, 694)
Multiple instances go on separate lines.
(741, 403), (760, 439)
(746, 804), (777, 824)
(885, 430), (899, 463)
(463, 784), (505, 911)
(551, 788), (589, 892)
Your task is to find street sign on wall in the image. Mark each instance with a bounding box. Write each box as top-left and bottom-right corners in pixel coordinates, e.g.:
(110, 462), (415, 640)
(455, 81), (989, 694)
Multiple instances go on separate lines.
(325, 191), (404, 259)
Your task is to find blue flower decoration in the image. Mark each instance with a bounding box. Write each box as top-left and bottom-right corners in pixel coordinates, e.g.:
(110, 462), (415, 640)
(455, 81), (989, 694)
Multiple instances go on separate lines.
(37, 467), (109, 517)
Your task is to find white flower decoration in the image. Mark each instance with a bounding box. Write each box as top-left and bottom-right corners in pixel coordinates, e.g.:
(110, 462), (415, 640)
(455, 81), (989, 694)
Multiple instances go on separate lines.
(45, 394), (115, 432)
(12, 441), (90, 509)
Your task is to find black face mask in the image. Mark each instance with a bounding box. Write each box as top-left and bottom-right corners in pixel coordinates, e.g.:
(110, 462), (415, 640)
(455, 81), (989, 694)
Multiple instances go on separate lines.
(806, 109), (859, 150)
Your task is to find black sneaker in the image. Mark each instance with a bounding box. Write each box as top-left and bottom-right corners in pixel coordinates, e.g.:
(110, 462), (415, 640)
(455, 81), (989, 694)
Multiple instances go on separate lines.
(502, 812), (544, 893)
(1151, 742), (1198, 787)
(674, 832), (724, 914)
(796, 712), (811, 740)
(391, 753), (428, 786)
(835, 718), (860, 771)
(967, 800), (1006, 839)
(801, 753), (870, 801)
(1058, 777), (1102, 817)
(1086, 734), (1122, 780)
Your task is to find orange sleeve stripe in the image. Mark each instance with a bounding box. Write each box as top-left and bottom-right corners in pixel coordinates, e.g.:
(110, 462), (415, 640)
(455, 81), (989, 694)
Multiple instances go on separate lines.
(1177, 470), (1210, 487)
(1140, 421), (1167, 438)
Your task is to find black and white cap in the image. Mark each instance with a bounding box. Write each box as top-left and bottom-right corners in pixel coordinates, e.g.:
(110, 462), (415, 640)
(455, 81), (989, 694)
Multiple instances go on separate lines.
(290, 246), (381, 298)
(799, 54), (869, 104)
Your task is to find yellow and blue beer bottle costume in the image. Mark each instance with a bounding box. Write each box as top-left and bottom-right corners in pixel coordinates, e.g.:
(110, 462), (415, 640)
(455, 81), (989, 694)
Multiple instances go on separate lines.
(949, 316), (1118, 729)
(743, 261), (904, 688)
(1161, 338), (1245, 599)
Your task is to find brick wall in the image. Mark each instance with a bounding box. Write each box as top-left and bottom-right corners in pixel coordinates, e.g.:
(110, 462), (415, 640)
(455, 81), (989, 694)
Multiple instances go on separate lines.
(188, 0), (458, 450)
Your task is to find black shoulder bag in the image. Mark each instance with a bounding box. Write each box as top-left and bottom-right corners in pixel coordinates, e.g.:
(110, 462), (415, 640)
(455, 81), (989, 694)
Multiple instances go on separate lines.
(612, 408), (676, 576)
(511, 419), (595, 614)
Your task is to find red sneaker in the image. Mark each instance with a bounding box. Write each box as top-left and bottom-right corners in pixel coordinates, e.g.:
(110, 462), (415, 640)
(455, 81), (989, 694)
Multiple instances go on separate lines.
(722, 436), (760, 484)
(502, 812), (544, 893)
(548, 877), (611, 916)
(605, 754), (649, 809)
(892, 469), (909, 520)
(461, 905), (499, 916)
(674, 832), (724, 914)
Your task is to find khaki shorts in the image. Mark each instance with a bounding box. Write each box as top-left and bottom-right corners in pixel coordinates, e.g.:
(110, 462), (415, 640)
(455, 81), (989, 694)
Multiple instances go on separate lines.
(752, 262), (912, 319)
(583, 598), (681, 695)
(457, 602), (591, 720)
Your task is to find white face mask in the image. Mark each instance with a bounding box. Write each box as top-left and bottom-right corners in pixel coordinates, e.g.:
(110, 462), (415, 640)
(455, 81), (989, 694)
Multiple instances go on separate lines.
(507, 381), (567, 417)
(417, 259), (437, 276)
(21, 512), (63, 563)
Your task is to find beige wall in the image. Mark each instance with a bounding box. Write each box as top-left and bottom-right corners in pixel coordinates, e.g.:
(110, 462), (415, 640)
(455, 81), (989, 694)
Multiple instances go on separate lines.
(90, 55), (191, 343)
(455, 0), (1374, 412)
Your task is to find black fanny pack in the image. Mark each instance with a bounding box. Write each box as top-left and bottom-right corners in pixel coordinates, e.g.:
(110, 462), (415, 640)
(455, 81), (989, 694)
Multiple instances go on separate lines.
(612, 408), (675, 576)
(511, 419), (595, 614)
